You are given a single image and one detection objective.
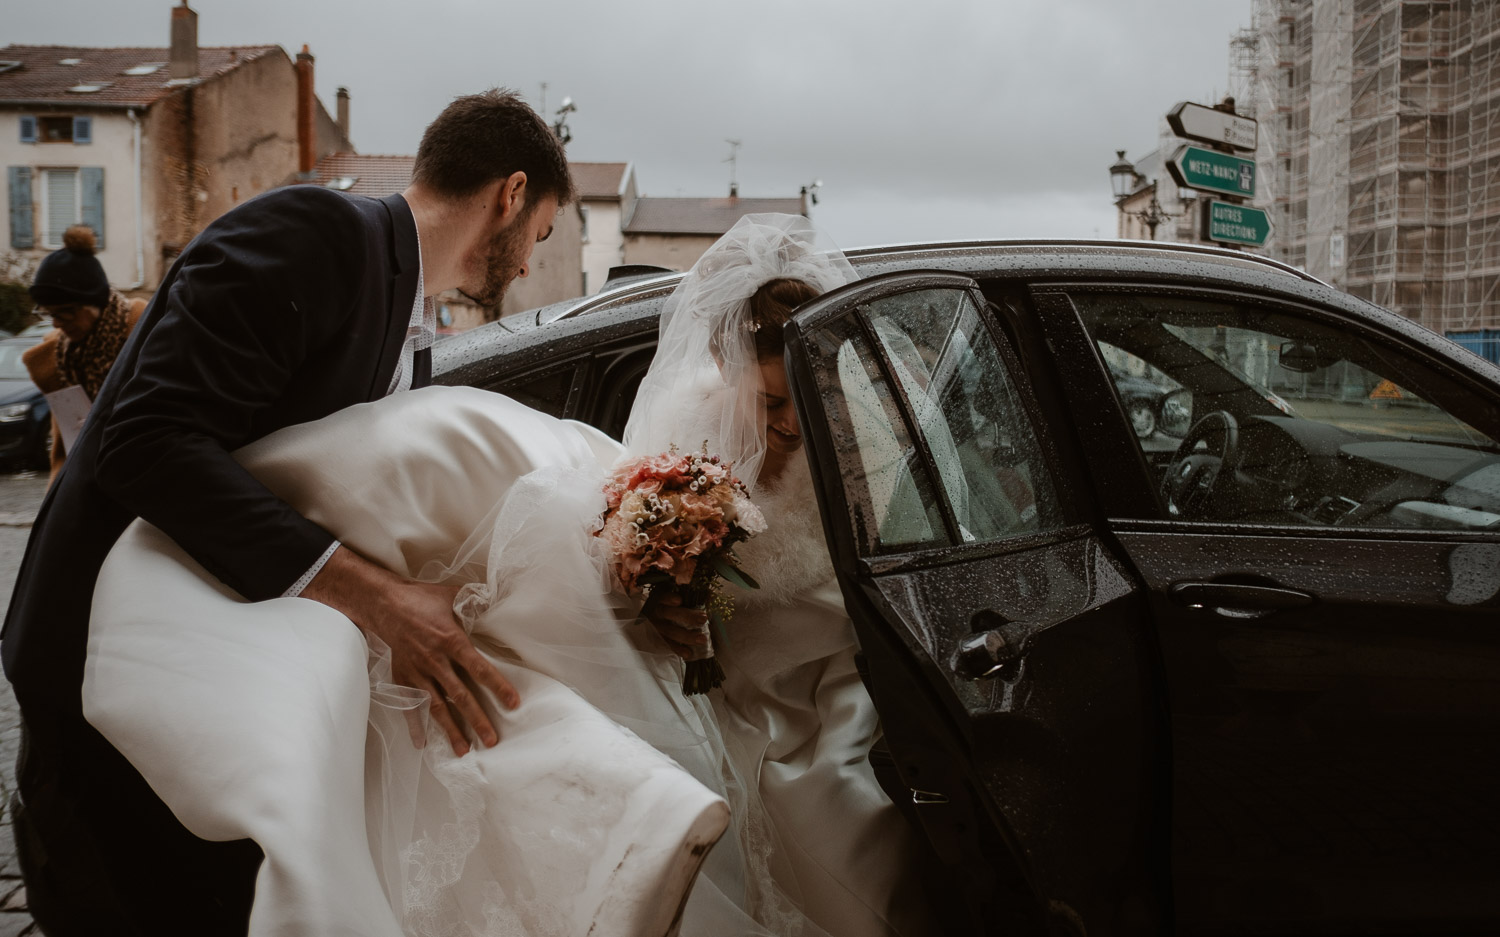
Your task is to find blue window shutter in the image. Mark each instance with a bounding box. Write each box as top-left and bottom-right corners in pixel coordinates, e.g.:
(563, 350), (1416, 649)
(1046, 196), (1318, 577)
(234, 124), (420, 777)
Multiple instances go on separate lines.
(8, 167), (34, 249)
(72, 116), (92, 144)
(19, 116), (36, 144)
(80, 167), (104, 249)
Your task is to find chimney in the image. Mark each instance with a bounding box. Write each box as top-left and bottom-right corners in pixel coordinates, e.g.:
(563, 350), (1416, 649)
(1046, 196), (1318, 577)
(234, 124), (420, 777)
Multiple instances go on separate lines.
(169, 1), (199, 80)
(295, 45), (316, 180)
(336, 86), (350, 141)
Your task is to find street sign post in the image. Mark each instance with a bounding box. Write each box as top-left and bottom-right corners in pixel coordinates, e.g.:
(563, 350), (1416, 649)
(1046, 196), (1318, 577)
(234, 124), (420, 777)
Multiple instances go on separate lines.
(1168, 145), (1256, 198)
(1167, 102), (1258, 152)
(1207, 199), (1272, 247)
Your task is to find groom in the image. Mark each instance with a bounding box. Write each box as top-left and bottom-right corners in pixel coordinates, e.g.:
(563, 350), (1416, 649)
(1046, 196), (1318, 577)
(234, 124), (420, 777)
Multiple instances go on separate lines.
(1, 89), (572, 936)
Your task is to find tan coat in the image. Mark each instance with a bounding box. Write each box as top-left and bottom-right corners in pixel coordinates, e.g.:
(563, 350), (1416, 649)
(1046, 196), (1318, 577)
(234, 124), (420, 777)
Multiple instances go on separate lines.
(21, 298), (147, 482)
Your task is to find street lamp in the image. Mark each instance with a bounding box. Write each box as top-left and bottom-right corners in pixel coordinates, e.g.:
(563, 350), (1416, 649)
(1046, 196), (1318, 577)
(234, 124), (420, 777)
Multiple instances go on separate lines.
(1109, 150), (1138, 202)
(552, 96), (576, 145)
(1109, 151), (1174, 240)
(1133, 188), (1174, 240)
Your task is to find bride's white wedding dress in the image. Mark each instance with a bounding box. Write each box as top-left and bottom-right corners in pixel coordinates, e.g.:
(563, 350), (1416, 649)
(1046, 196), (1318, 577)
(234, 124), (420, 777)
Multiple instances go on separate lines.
(83, 386), (931, 936)
(713, 473), (936, 937)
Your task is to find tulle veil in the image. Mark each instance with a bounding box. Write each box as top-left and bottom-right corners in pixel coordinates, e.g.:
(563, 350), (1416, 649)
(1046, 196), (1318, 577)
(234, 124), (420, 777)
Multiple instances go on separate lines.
(622, 213), (857, 492)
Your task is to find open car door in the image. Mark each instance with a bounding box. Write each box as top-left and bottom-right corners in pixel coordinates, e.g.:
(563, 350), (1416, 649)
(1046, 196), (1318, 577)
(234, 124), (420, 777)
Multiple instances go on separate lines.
(783, 272), (1166, 936)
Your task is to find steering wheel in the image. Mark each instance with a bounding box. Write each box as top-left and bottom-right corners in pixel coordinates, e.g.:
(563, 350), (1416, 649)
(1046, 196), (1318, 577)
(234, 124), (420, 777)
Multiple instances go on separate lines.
(1161, 410), (1239, 518)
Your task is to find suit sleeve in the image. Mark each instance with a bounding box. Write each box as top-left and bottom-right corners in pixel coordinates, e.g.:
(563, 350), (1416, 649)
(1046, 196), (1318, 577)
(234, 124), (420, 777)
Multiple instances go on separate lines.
(94, 190), (371, 601)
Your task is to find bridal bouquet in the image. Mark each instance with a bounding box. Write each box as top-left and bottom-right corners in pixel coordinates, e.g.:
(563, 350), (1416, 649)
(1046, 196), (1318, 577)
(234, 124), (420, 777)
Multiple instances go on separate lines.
(600, 447), (766, 695)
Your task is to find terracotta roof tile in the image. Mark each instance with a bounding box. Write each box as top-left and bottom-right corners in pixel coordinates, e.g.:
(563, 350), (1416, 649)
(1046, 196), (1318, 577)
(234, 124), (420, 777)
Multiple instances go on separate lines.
(308, 153), (415, 197)
(0, 44), (281, 108)
(623, 197), (806, 236)
(571, 162), (628, 200)
(307, 156), (633, 202)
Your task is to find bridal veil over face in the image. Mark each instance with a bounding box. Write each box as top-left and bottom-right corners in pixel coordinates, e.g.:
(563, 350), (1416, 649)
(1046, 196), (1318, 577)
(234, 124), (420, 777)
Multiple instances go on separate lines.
(623, 213), (857, 489)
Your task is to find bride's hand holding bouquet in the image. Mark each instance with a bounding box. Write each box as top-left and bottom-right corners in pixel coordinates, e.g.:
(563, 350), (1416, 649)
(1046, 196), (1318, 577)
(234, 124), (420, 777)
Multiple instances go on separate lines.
(600, 447), (765, 694)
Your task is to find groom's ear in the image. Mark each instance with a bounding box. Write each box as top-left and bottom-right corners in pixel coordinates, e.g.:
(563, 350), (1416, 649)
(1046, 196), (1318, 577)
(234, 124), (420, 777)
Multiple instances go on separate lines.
(495, 171), (529, 224)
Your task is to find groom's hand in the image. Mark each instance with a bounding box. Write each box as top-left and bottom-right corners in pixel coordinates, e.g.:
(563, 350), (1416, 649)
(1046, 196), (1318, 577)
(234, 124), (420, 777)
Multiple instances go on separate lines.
(300, 545), (520, 756)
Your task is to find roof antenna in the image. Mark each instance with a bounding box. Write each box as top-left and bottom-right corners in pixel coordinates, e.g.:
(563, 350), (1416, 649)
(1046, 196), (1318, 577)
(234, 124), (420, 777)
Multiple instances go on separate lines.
(724, 139), (741, 198)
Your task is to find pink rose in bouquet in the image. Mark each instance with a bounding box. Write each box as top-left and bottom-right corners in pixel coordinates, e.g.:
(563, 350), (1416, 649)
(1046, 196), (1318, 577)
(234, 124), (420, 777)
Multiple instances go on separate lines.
(599, 447), (766, 694)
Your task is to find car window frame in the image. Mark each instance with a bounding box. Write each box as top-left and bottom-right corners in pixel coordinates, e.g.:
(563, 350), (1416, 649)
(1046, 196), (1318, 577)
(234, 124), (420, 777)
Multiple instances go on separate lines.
(479, 355), (588, 420)
(787, 270), (1096, 578)
(1034, 280), (1500, 541)
(583, 341), (656, 440)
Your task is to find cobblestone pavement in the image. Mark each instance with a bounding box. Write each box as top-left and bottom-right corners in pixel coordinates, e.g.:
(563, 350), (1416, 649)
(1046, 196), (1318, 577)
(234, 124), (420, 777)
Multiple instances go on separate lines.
(0, 470), (51, 935)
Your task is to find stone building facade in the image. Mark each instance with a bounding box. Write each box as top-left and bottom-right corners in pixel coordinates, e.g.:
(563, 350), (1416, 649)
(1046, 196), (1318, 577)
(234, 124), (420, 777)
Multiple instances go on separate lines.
(2, 3), (350, 294)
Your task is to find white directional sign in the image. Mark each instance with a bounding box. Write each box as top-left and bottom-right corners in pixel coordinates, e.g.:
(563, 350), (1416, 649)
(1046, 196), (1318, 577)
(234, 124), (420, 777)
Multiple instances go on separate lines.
(1168, 101), (1258, 153)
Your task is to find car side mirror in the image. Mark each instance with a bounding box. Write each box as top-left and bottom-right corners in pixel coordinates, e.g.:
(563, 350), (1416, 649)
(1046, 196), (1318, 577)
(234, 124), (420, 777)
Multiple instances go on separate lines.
(1279, 341), (1338, 373)
(1160, 390), (1193, 439)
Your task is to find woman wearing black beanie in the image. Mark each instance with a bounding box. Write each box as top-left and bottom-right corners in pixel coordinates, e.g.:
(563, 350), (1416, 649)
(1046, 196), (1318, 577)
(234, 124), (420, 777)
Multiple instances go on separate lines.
(23, 225), (145, 481)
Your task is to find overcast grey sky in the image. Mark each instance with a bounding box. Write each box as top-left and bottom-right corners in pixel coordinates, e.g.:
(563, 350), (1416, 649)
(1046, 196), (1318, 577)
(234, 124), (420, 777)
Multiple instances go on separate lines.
(8, 0), (1253, 249)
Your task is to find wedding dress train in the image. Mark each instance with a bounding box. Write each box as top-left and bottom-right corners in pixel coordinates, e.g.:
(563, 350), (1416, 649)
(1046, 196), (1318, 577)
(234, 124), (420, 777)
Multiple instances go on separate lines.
(83, 386), (931, 936)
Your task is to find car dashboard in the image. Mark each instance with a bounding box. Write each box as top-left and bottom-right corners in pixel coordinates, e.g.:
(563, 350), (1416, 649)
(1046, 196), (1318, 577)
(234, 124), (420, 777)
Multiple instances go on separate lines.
(1222, 415), (1500, 531)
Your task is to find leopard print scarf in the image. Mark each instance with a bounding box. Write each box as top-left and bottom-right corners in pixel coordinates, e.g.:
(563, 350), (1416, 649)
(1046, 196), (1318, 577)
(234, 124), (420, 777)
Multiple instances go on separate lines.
(57, 290), (133, 399)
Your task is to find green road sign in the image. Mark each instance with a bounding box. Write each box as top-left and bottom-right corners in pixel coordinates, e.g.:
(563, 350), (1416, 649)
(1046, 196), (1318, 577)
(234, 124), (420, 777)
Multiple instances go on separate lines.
(1208, 199), (1271, 247)
(1168, 145), (1255, 198)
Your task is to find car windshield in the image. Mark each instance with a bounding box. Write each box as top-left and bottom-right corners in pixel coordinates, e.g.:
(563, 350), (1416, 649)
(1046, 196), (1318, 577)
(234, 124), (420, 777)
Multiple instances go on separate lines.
(1157, 321), (1498, 453)
(1074, 292), (1500, 531)
(1083, 295), (1497, 453)
(0, 343), (35, 382)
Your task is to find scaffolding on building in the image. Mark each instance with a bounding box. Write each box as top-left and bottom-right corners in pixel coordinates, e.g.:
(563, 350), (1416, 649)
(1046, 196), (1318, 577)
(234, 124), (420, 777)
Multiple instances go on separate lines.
(1240, 0), (1500, 338)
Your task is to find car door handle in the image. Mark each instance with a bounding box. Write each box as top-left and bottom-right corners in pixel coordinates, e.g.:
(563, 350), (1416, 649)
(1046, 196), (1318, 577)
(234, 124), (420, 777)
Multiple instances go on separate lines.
(952, 610), (1027, 680)
(1169, 581), (1315, 619)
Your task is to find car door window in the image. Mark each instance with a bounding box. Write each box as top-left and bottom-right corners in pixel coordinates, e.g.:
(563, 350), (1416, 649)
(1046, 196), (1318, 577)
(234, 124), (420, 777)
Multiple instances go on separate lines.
(487, 361), (580, 419)
(1072, 293), (1500, 530)
(806, 286), (1063, 553)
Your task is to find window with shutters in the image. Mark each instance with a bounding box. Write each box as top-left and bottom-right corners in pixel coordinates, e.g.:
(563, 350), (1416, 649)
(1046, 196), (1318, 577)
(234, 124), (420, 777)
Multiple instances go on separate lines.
(29, 167), (104, 250)
(29, 115), (91, 144)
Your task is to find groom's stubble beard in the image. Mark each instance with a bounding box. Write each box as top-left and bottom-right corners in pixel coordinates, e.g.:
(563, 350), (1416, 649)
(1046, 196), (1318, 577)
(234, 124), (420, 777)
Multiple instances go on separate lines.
(461, 206), (536, 309)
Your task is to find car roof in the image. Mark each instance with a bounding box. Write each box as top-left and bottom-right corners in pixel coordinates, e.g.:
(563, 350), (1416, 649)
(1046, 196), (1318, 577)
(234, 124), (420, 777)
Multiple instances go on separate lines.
(436, 238), (1500, 389)
(538, 239), (1326, 328)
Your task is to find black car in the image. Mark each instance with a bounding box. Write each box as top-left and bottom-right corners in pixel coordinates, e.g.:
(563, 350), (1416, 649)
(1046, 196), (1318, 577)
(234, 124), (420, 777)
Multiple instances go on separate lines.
(0, 332), (51, 471)
(435, 239), (1500, 936)
(1106, 365), (1172, 440)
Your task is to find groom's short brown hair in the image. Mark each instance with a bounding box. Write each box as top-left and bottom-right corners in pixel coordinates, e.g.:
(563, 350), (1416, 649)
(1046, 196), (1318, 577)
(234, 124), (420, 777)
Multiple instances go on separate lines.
(412, 89), (576, 206)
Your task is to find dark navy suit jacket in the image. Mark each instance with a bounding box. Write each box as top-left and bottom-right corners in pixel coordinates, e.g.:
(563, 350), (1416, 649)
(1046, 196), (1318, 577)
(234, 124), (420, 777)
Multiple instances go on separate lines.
(2, 186), (427, 710)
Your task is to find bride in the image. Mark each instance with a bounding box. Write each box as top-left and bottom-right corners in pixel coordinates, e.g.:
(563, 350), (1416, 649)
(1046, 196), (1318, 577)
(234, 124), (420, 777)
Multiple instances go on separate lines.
(83, 215), (935, 936)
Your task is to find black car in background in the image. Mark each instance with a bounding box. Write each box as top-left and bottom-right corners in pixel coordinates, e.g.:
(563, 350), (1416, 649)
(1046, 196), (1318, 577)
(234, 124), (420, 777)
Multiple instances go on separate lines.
(1107, 365), (1172, 439)
(435, 239), (1500, 936)
(0, 331), (50, 471)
